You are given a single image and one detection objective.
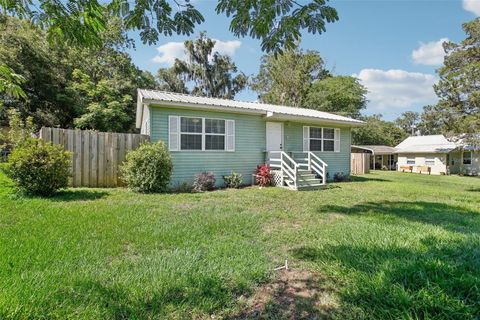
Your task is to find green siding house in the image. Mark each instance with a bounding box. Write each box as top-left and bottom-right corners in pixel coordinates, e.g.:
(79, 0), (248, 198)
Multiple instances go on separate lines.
(136, 90), (364, 190)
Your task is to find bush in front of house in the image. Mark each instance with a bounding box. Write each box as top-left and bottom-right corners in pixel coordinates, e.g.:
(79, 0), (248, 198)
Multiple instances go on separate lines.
(223, 171), (243, 188)
(171, 181), (193, 193)
(120, 141), (173, 193)
(333, 172), (350, 182)
(255, 164), (272, 187)
(3, 138), (71, 196)
(193, 172), (216, 192)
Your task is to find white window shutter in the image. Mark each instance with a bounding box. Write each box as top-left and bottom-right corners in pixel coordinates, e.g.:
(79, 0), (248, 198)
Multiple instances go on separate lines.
(303, 126), (310, 151)
(226, 120), (235, 151)
(334, 128), (340, 152)
(168, 116), (180, 151)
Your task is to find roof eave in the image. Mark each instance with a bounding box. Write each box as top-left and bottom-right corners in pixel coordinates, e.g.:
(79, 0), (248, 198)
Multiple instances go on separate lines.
(141, 99), (364, 127)
(265, 113), (364, 127)
(146, 99), (267, 115)
(395, 149), (457, 154)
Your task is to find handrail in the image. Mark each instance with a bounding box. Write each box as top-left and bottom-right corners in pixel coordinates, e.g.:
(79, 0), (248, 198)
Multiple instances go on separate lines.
(281, 151), (298, 168)
(281, 151), (298, 189)
(268, 151), (329, 188)
(307, 151), (328, 185)
(266, 151), (298, 189)
(309, 152), (328, 168)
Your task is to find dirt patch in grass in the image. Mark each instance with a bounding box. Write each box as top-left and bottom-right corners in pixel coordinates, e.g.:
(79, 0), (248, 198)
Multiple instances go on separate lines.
(231, 268), (338, 319)
(171, 202), (198, 210)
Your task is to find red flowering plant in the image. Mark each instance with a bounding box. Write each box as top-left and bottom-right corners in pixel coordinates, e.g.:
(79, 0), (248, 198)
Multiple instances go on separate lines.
(255, 164), (272, 187)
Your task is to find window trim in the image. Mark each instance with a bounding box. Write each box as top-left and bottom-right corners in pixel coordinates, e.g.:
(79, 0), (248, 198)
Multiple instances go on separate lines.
(425, 156), (435, 166)
(308, 126), (337, 152)
(406, 156), (415, 165)
(178, 116), (228, 152)
(463, 151), (472, 165)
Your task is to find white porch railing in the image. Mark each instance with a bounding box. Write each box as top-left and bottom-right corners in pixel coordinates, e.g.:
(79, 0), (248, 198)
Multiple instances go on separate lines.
(307, 152), (328, 185)
(268, 151), (299, 189)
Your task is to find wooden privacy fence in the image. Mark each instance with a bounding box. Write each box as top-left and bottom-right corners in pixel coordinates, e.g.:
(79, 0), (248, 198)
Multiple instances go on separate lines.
(40, 127), (149, 187)
(351, 153), (370, 175)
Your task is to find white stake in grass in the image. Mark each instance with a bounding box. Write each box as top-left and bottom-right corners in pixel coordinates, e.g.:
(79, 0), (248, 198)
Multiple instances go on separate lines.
(274, 259), (288, 271)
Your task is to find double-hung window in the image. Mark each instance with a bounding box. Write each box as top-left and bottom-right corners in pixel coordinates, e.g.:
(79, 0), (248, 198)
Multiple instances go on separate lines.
(425, 157), (435, 166)
(180, 117), (203, 150)
(322, 128), (335, 151)
(169, 116), (234, 151)
(309, 127), (322, 151)
(463, 151), (472, 165)
(304, 126), (340, 152)
(205, 119), (225, 150)
(407, 157), (415, 165)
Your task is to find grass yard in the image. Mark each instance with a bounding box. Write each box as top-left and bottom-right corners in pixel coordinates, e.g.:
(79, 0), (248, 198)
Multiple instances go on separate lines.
(1, 170), (480, 319)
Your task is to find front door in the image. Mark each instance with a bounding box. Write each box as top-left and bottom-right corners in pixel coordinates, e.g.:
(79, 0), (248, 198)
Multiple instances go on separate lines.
(266, 122), (284, 151)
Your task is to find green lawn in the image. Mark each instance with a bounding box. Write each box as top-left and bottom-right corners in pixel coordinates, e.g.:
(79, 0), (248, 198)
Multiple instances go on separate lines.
(1, 171), (479, 319)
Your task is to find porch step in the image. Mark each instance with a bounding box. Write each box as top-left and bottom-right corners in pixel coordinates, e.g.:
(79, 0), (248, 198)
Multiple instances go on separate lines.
(297, 175), (318, 181)
(284, 178), (325, 190)
(297, 183), (328, 190)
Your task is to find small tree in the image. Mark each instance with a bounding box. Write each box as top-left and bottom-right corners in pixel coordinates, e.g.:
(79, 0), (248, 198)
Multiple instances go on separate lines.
(0, 108), (35, 150)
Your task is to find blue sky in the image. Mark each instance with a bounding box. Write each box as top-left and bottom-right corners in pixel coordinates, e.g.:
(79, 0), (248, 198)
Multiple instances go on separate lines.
(126, 0), (480, 120)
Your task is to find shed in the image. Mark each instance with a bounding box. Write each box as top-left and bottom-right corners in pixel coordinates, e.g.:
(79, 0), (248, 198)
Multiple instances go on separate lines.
(351, 145), (397, 170)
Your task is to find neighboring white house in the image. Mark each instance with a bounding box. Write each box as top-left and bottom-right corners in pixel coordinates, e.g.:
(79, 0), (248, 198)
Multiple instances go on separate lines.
(395, 135), (479, 175)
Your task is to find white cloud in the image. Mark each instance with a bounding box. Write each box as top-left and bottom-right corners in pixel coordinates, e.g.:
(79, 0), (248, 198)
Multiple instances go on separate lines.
(152, 42), (186, 65)
(152, 39), (242, 66)
(211, 39), (242, 57)
(411, 38), (448, 66)
(463, 0), (480, 15)
(353, 69), (438, 112)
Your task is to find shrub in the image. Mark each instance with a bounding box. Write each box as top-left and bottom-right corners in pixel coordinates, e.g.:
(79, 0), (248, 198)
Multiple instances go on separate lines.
(223, 171), (243, 188)
(255, 164), (272, 187)
(120, 141), (173, 193)
(171, 181), (193, 193)
(333, 172), (350, 182)
(193, 172), (216, 192)
(3, 138), (71, 196)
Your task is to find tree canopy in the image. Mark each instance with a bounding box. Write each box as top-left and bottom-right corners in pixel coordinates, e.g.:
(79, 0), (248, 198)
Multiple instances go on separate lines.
(0, 0), (338, 55)
(305, 76), (367, 118)
(421, 18), (480, 136)
(251, 47), (329, 107)
(394, 111), (420, 136)
(352, 115), (407, 146)
(0, 15), (156, 130)
(157, 33), (247, 99)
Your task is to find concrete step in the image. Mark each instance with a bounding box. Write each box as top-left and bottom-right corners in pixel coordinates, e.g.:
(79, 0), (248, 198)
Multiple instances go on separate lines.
(298, 174), (313, 178)
(284, 178), (325, 189)
(297, 180), (324, 187)
(297, 183), (328, 190)
(297, 176), (319, 181)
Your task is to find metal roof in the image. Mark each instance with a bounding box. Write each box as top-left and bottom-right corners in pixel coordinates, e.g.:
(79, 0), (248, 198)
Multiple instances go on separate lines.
(394, 135), (458, 154)
(352, 145), (397, 155)
(136, 89), (364, 128)
(449, 134), (480, 150)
